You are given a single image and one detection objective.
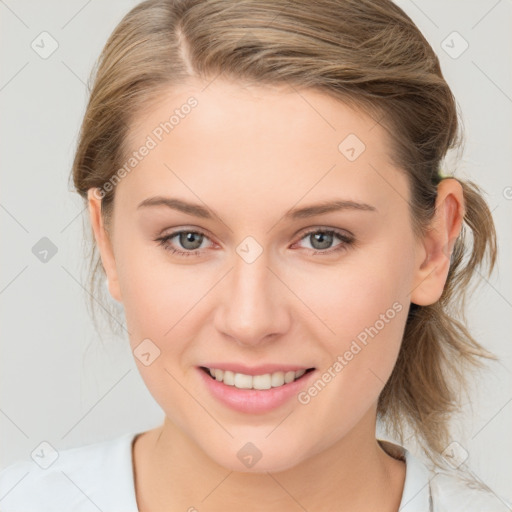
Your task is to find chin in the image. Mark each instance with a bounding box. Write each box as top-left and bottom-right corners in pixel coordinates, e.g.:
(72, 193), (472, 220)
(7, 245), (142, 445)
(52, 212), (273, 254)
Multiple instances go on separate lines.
(224, 455), (302, 474)
(203, 439), (307, 474)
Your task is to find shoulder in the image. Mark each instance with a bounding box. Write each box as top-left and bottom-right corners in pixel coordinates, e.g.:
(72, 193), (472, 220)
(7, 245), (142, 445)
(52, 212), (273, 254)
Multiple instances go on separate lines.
(379, 439), (511, 512)
(428, 467), (512, 512)
(0, 431), (141, 512)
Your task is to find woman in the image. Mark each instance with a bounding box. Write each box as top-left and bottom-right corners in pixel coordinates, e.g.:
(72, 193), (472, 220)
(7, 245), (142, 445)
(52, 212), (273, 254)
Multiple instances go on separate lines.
(0, 0), (509, 510)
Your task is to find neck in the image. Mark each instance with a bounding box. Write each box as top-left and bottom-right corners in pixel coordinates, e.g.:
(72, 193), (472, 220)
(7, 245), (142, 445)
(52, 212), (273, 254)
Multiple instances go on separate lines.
(133, 409), (406, 512)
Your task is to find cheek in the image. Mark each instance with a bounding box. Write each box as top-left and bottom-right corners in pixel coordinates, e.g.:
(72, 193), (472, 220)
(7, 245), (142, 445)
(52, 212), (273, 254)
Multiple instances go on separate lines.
(307, 239), (412, 339)
(303, 238), (413, 401)
(116, 223), (414, 353)
(114, 238), (200, 339)
(114, 249), (202, 418)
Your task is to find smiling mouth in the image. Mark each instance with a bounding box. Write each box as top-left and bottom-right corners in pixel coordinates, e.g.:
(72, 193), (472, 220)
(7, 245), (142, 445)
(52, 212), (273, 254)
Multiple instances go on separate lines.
(199, 366), (315, 390)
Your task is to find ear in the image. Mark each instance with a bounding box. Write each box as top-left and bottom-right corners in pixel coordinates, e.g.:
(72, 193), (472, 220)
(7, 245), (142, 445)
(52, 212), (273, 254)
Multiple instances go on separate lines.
(410, 178), (465, 306)
(87, 188), (123, 303)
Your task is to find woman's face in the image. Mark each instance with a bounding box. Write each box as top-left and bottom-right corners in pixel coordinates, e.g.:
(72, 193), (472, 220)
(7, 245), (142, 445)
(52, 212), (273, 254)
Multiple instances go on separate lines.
(89, 78), (429, 472)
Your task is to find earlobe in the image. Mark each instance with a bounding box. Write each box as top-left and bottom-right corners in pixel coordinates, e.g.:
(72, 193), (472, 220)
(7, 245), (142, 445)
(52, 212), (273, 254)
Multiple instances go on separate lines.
(87, 188), (123, 303)
(410, 179), (465, 306)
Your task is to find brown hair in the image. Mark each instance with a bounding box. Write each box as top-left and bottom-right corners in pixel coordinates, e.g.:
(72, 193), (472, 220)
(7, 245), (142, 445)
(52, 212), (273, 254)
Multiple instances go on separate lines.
(71, 0), (498, 469)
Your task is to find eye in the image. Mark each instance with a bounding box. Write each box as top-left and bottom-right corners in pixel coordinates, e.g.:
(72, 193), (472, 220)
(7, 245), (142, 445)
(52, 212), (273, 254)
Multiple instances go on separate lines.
(155, 229), (213, 257)
(155, 227), (355, 258)
(294, 228), (354, 255)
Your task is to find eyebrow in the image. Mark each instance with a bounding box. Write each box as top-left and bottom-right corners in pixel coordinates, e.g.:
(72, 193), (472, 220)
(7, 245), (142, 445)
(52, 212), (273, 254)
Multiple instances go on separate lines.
(137, 196), (377, 219)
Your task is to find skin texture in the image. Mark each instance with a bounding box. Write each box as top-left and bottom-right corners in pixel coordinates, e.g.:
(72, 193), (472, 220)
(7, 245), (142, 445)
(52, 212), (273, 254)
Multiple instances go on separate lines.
(88, 78), (464, 511)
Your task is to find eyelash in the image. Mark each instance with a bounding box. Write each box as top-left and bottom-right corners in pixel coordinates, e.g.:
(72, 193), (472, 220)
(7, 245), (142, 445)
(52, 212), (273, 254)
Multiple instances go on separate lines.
(155, 228), (354, 257)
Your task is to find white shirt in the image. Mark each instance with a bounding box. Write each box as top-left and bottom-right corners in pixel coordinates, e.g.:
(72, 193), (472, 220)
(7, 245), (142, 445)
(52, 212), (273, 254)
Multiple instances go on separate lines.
(0, 431), (510, 511)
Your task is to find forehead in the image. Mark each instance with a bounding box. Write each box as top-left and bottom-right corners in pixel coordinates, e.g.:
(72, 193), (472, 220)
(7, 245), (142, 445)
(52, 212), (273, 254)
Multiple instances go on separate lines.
(116, 78), (407, 217)
(126, 78), (391, 156)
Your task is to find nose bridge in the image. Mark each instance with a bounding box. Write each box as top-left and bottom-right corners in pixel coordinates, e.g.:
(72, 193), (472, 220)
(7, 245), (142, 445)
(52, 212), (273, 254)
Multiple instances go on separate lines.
(215, 241), (289, 344)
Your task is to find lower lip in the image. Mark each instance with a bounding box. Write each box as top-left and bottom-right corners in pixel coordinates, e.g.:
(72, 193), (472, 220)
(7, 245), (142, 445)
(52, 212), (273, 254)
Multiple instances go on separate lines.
(197, 367), (316, 414)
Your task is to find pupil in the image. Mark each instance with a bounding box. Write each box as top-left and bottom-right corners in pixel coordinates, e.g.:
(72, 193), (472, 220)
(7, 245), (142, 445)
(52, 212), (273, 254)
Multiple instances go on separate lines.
(181, 232), (202, 249)
(312, 232), (332, 250)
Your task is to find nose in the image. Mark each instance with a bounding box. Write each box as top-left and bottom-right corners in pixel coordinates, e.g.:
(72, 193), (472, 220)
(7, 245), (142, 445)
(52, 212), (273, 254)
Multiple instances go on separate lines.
(214, 246), (291, 347)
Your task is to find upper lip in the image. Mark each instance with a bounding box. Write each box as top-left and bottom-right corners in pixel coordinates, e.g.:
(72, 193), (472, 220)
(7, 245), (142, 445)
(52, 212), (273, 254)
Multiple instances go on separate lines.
(199, 363), (315, 376)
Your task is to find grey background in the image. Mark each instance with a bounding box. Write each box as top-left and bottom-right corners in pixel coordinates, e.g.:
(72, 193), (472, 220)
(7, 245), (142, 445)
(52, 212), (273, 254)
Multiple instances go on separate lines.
(1, 0), (511, 502)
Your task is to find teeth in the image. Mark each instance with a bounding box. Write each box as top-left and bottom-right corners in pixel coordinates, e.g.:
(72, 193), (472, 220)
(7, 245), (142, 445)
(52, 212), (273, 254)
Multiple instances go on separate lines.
(206, 367), (309, 390)
(253, 374), (271, 390)
(234, 372), (253, 389)
(284, 370), (296, 384)
(271, 372), (284, 387)
(223, 370), (235, 386)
